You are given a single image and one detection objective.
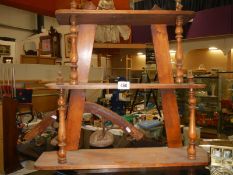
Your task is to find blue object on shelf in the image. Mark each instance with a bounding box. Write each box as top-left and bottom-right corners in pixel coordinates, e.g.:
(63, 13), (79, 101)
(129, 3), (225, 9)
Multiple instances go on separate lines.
(138, 120), (162, 130)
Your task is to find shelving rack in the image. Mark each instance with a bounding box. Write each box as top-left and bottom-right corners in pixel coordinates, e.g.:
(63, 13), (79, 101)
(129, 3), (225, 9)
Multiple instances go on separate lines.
(35, 0), (209, 171)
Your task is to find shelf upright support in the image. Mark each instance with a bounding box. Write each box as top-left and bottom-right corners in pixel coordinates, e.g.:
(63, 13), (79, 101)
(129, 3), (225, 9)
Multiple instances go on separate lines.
(69, 0), (78, 85)
(175, 0), (184, 83)
(57, 88), (67, 163)
(65, 1), (97, 150)
(187, 71), (197, 160)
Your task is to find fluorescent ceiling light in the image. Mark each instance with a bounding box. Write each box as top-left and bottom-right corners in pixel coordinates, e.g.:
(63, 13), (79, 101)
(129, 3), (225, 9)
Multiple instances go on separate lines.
(169, 50), (176, 53)
(209, 47), (218, 51)
(137, 52), (144, 55)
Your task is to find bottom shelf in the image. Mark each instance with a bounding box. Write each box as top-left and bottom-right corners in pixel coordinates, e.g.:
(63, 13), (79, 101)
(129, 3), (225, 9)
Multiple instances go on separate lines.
(35, 147), (209, 170)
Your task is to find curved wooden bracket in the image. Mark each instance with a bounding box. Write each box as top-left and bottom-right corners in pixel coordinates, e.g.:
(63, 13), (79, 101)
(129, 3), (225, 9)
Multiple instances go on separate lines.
(84, 101), (144, 141)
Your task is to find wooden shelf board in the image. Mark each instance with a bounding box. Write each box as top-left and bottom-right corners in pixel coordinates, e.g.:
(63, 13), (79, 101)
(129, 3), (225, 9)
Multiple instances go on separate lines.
(46, 83), (206, 90)
(55, 9), (195, 25)
(35, 147), (208, 170)
(94, 43), (147, 49)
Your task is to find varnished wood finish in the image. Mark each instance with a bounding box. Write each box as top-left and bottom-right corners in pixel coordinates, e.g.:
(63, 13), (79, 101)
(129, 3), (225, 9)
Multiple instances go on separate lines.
(151, 24), (182, 147)
(175, 0), (184, 83)
(35, 147), (208, 170)
(2, 97), (22, 174)
(55, 9), (195, 25)
(35, 1), (208, 169)
(187, 88), (197, 160)
(65, 90), (85, 150)
(70, 0), (77, 9)
(77, 24), (96, 82)
(46, 83), (206, 90)
(94, 43), (147, 49)
(69, 16), (78, 85)
(20, 55), (56, 65)
(65, 2), (96, 151)
(84, 102), (143, 140)
(57, 89), (67, 163)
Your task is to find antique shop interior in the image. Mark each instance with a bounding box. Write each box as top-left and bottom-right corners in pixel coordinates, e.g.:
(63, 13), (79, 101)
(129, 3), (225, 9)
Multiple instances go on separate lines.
(0, 0), (233, 175)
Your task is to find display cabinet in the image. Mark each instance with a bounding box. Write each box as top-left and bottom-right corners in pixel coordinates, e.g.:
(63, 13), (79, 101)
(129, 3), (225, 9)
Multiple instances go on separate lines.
(218, 72), (233, 134)
(194, 76), (220, 128)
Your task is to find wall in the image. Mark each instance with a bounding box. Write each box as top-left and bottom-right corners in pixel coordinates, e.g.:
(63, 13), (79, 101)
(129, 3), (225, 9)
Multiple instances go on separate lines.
(0, 5), (36, 62)
(0, 5), (62, 63)
(0, 40), (16, 63)
(183, 49), (228, 71)
(131, 54), (146, 70)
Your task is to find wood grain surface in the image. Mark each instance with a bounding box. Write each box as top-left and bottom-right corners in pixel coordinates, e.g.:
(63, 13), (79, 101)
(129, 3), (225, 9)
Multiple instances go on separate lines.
(46, 83), (206, 90)
(56, 9), (195, 25)
(35, 147), (208, 170)
(151, 24), (181, 147)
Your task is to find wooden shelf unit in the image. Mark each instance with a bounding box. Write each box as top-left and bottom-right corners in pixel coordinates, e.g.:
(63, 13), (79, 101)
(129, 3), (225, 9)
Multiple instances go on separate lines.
(35, 1), (208, 171)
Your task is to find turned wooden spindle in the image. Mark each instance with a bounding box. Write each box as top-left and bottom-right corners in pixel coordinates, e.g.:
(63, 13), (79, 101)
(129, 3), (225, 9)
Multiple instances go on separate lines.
(175, 0), (184, 83)
(69, 15), (78, 85)
(56, 71), (64, 85)
(187, 71), (197, 160)
(70, 0), (78, 9)
(57, 88), (67, 163)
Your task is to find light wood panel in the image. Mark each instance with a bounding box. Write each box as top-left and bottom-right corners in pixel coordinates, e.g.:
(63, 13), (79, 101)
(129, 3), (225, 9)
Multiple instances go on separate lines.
(20, 55), (56, 65)
(35, 147), (208, 170)
(151, 24), (182, 147)
(56, 9), (195, 25)
(46, 83), (206, 90)
(94, 43), (147, 49)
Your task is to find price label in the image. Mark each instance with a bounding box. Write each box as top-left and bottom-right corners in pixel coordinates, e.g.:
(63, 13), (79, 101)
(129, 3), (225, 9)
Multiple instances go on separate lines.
(118, 81), (130, 90)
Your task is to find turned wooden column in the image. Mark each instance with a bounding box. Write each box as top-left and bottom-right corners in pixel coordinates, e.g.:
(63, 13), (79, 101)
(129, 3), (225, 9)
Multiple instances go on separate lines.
(69, 0), (78, 85)
(175, 0), (184, 83)
(57, 88), (67, 163)
(65, 1), (97, 150)
(187, 71), (197, 160)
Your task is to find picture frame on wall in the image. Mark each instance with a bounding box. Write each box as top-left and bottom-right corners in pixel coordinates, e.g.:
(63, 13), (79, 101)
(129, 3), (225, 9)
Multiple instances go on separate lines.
(0, 44), (11, 55)
(40, 35), (52, 55)
(64, 33), (71, 58)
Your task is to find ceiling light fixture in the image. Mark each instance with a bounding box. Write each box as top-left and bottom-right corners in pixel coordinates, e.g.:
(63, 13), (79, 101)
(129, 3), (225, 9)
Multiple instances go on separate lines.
(137, 52), (144, 55)
(208, 47), (218, 51)
(169, 50), (176, 54)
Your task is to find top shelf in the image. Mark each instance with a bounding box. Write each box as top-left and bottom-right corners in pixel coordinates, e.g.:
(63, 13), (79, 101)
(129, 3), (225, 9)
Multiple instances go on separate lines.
(55, 9), (195, 25)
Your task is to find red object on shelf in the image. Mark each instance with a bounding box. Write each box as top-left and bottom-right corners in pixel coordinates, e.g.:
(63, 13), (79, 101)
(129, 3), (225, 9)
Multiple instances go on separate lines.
(196, 112), (219, 127)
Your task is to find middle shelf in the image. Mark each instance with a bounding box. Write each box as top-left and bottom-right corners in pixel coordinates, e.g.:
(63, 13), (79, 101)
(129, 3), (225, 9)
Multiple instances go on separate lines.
(46, 83), (206, 90)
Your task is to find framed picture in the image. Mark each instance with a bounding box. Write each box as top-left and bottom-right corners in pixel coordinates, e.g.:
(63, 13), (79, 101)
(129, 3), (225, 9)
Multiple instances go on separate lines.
(0, 44), (11, 55)
(40, 35), (52, 55)
(64, 34), (72, 58)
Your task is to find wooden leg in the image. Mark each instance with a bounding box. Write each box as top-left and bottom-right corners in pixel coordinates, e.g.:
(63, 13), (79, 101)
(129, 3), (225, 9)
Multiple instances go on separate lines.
(65, 89), (85, 150)
(187, 87), (197, 159)
(58, 89), (66, 163)
(65, 23), (96, 150)
(78, 24), (96, 82)
(151, 24), (182, 147)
